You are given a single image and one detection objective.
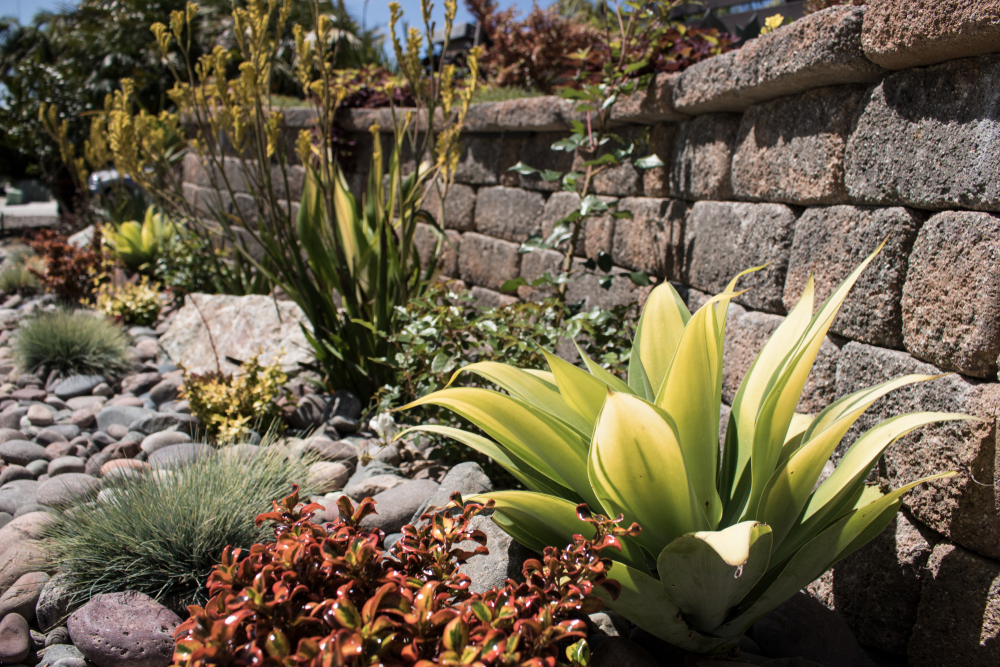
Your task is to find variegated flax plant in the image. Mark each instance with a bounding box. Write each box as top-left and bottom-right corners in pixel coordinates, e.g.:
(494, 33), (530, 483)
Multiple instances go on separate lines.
(87, 0), (481, 402)
(401, 244), (971, 654)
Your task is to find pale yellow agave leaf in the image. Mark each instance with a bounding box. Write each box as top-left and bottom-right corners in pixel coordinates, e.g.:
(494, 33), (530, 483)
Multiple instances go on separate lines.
(588, 392), (710, 557)
(656, 521), (772, 633)
(575, 342), (634, 396)
(541, 349), (608, 427)
(632, 282), (690, 393)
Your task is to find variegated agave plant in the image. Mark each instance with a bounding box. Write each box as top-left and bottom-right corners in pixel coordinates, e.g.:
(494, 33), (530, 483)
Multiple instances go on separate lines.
(400, 245), (968, 653)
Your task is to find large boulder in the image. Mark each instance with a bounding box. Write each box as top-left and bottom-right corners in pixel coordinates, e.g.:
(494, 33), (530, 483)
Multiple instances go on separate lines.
(359, 480), (439, 534)
(67, 591), (181, 667)
(410, 462), (493, 523)
(457, 514), (533, 594)
(158, 294), (313, 374)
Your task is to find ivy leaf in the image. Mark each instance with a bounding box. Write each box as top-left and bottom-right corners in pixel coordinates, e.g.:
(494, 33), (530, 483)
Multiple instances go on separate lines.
(634, 154), (665, 169)
(596, 251), (613, 273)
(430, 351), (457, 374)
(624, 60), (649, 74)
(580, 194), (608, 217)
(500, 277), (528, 293)
(598, 275), (614, 290)
(552, 135), (585, 152)
(508, 161), (539, 175)
(518, 235), (551, 254)
(611, 210), (634, 219)
(627, 270), (652, 286)
(541, 169), (563, 182)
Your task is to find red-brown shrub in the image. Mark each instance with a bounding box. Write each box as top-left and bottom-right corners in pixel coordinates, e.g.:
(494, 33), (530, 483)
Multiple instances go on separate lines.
(171, 487), (637, 667)
(26, 228), (104, 302)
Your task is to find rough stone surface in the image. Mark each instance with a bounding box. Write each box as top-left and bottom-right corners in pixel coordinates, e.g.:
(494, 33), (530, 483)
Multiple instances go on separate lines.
(753, 592), (867, 667)
(908, 541), (1000, 666)
(844, 55), (1000, 212)
(862, 0), (1000, 70)
(683, 201), (798, 313)
(454, 137), (501, 185)
(47, 456), (85, 477)
(457, 233), (521, 291)
(0, 571), (49, 623)
(834, 342), (1000, 559)
(0, 612), (30, 664)
(611, 198), (686, 280)
(515, 132), (575, 192)
(359, 479), (439, 534)
(901, 211), (1000, 378)
(302, 437), (358, 465)
(411, 462), (493, 523)
(470, 286), (518, 310)
(732, 86), (865, 206)
(67, 591), (181, 667)
(641, 123), (676, 198)
(413, 224), (460, 278)
(159, 294), (313, 374)
(474, 187), (545, 243)
(672, 6), (883, 114)
(783, 205), (923, 349)
(669, 113), (741, 201)
(723, 310), (842, 415)
(36, 573), (75, 633)
(306, 462), (351, 495)
(37, 474), (101, 508)
(831, 511), (938, 657)
(458, 514), (532, 594)
(129, 412), (199, 437)
(0, 441), (50, 466)
(610, 72), (688, 125)
(38, 643), (85, 667)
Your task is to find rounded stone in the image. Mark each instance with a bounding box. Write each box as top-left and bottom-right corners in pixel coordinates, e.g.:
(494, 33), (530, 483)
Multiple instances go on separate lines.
(26, 405), (53, 427)
(0, 441), (51, 466)
(359, 479), (439, 534)
(36, 474), (101, 508)
(147, 443), (214, 470)
(36, 573), (75, 633)
(47, 457), (85, 477)
(38, 642), (85, 667)
(106, 424), (128, 441)
(52, 375), (105, 401)
(302, 437), (358, 465)
(100, 460), (150, 480)
(139, 431), (191, 455)
(306, 462), (351, 494)
(43, 442), (75, 460)
(25, 460), (48, 477)
(67, 591), (181, 667)
(0, 466), (34, 486)
(34, 429), (67, 446)
(0, 480), (38, 515)
(0, 571), (49, 623)
(0, 612), (30, 664)
(44, 626), (70, 647)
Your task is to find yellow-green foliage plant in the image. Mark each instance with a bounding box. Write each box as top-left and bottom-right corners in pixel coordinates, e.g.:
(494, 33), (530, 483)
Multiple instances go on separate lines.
(179, 353), (287, 442)
(105, 206), (176, 273)
(96, 276), (163, 326)
(401, 245), (970, 654)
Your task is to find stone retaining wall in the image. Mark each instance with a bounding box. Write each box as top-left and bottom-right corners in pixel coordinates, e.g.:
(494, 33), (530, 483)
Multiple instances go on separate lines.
(181, 2), (1000, 663)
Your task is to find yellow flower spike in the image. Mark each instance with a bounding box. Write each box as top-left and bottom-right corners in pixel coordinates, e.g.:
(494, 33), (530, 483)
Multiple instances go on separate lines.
(296, 130), (312, 168)
(265, 112), (282, 159)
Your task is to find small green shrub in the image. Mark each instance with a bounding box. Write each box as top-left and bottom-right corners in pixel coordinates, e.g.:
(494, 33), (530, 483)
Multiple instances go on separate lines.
(470, 85), (542, 104)
(42, 445), (313, 609)
(0, 248), (43, 295)
(14, 309), (131, 379)
(179, 354), (288, 442)
(96, 276), (163, 326)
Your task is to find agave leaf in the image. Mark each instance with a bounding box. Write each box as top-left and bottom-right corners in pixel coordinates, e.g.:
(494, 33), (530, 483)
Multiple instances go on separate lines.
(772, 412), (973, 563)
(541, 349), (608, 426)
(576, 342), (634, 395)
(757, 375), (949, 550)
(717, 471), (956, 639)
(744, 243), (888, 522)
(472, 490), (649, 572)
(655, 292), (739, 528)
(775, 413), (815, 466)
(627, 352), (655, 401)
(448, 362), (590, 435)
(596, 560), (728, 653)
(403, 388), (598, 507)
(656, 522), (772, 632)
(397, 425), (578, 501)
(632, 282), (690, 393)
(588, 392), (710, 556)
(720, 278), (815, 520)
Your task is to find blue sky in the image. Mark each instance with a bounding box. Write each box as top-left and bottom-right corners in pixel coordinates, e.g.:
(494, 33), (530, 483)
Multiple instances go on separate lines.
(1, 0), (541, 30)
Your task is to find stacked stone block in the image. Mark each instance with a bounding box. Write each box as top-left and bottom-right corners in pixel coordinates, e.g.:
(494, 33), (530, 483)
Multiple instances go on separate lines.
(182, 2), (1000, 663)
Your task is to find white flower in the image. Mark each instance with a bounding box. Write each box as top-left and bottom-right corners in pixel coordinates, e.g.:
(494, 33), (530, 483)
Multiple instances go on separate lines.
(370, 412), (397, 441)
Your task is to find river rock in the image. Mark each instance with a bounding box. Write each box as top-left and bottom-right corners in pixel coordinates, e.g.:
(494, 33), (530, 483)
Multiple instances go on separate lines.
(147, 378), (181, 406)
(26, 404), (54, 427)
(67, 591), (181, 667)
(46, 455), (85, 477)
(139, 431), (191, 455)
(44, 626), (70, 647)
(0, 612), (30, 664)
(36, 474), (100, 508)
(0, 441), (49, 467)
(52, 376), (105, 401)
(0, 571), (49, 623)
(343, 473), (407, 501)
(0, 467), (34, 486)
(159, 294), (313, 374)
(128, 412), (199, 437)
(147, 443), (214, 469)
(306, 462), (351, 495)
(95, 406), (156, 434)
(302, 437), (357, 465)
(120, 373), (160, 397)
(38, 643), (85, 667)
(36, 573), (75, 633)
(0, 480), (38, 515)
(359, 480), (439, 534)
(0, 430), (22, 445)
(43, 442), (74, 459)
(411, 462), (492, 523)
(458, 514), (532, 594)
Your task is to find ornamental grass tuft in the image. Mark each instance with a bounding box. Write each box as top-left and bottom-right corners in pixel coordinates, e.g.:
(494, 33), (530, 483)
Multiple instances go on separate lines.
(42, 445), (313, 610)
(13, 309), (131, 379)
